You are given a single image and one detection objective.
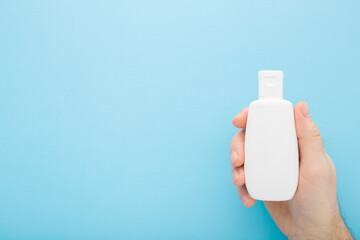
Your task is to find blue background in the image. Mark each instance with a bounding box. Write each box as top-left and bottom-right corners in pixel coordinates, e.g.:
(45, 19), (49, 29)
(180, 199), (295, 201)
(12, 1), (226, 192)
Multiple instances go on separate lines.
(1, 1), (359, 239)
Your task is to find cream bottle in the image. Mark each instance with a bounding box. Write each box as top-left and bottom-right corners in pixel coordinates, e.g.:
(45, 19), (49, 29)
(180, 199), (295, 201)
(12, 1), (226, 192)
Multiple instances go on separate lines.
(244, 71), (299, 201)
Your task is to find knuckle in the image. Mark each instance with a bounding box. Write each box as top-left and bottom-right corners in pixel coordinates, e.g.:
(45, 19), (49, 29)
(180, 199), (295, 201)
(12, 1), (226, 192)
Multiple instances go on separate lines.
(309, 125), (324, 148)
(307, 160), (332, 181)
(233, 178), (238, 185)
(311, 125), (321, 139)
(308, 164), (327, 179)
(230, 130), (245, 150)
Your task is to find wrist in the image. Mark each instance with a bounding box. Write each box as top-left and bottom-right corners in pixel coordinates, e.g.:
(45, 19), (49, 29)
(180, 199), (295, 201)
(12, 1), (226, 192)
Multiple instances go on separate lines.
(326, 218), (353, 240)
(288, 215), (353, 240)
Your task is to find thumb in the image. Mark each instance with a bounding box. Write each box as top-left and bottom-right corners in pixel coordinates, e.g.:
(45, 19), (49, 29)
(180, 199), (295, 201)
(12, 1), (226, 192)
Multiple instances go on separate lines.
(294, 102), (326, 162)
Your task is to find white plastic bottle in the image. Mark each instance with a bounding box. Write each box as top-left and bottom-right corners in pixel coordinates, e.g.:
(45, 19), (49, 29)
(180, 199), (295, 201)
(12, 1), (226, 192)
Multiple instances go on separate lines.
(244, 70), (299, 201)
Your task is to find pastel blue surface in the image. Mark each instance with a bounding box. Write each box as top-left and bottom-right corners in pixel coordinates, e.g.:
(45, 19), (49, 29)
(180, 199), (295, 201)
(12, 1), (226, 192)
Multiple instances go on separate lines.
(1, 1), (359, 239)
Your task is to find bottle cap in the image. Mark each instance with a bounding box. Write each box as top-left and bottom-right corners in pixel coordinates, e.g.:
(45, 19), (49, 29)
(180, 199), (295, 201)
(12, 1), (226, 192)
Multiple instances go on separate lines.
(258, 70), (283, 99)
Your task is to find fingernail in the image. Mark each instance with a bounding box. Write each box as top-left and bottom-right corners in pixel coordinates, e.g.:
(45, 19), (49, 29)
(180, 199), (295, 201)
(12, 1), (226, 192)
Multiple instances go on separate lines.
(231, 150), (238, 164)
(302, 102), (310, 118)
(232, 168), (239, 182)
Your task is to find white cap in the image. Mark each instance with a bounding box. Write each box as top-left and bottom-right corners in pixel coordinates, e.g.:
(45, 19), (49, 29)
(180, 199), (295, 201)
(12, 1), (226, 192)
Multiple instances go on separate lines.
(258, 70), (283, 99)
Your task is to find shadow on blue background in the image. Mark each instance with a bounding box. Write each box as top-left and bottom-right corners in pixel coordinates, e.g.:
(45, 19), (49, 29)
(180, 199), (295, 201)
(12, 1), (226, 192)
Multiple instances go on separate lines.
(0, 1), (359, 239)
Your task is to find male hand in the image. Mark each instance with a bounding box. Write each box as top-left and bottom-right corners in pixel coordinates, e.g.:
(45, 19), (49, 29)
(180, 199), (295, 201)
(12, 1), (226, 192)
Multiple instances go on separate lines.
(230, 102), (353, 239)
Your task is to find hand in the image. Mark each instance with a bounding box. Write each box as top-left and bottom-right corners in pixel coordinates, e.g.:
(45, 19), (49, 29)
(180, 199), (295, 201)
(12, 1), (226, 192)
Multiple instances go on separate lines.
(230, 102), (353, 239)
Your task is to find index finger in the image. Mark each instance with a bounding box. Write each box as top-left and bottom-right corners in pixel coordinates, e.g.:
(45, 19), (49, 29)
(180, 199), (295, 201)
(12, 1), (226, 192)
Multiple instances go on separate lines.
(232, 107), (248, 128)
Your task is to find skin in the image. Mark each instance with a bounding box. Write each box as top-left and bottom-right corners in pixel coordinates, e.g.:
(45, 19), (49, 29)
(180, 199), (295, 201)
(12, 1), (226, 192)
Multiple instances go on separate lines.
(230, 102), (353, 239)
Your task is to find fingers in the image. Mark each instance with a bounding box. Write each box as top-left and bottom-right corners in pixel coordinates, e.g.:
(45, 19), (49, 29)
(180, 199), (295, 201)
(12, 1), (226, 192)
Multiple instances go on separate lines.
(237, 185), (256, 208)
(230, 130), (245, 167)
(294, 102), (326, 163)
(232, 165), (255, 208)
(232, 107), (248, 128)
(232, 107), (255, 208)
(232, 166), (245, 186)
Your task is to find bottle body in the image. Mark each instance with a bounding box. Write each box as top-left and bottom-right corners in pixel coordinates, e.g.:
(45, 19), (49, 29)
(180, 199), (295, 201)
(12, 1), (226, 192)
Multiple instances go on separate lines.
(244, 99), (299, 201)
